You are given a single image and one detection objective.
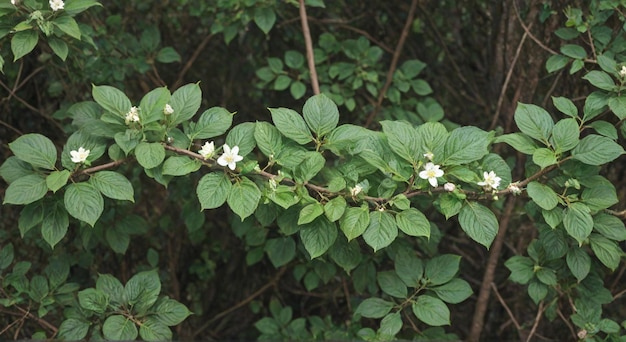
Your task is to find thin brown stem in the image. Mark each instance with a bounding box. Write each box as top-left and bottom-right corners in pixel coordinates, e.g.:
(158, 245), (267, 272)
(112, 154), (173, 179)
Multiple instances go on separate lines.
(490, 282), (521, 330)
(300, 0), (320, 95)
(76, 159), (129, 176)
(364, 0), (418, 128)
(526, 301), (545, 342)
(172, 34), (214, 89)
(468, 194), (518, 342)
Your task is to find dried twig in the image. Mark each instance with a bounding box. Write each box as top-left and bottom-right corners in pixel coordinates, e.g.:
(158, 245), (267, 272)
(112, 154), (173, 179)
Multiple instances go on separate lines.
(300, 0), (320, 95)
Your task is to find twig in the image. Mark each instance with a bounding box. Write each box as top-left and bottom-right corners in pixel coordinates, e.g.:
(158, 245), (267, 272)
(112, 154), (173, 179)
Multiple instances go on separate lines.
(299, 0), (320, 95)
(0, 119), (23, 135)
(190, 267), (287, 339)
(556, 307), (578, 340)
(512, 1), (558, 57)
(489, 27), (531, 131)
(490, 282), (521, 331)
(172, 34), (214, 89)
(76, 159), (129, 176)
(364, 0), (418, 128)
(526, 301), (545, 342)
(468, 194), (518, 342)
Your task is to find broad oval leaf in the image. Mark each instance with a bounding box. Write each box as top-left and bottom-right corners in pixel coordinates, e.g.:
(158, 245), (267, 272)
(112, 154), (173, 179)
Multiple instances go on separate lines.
(563, 202), (593, 246)
(395, 208), (430, 237)
(526, 181), (559, 210)
(270, 107), (313, 144)
(355, 298), (394, 319)
(135, 142), (165, 169)
(363, 211), (398, 252)
(4, 174), (47, 205)
(458, 202), (498, 249)
(102, 315), (138, 341)
(227, 176), (261, 221)
(303, 94), (339, 137)
(514, 103), (554, 144)
(197, 172), (232, 210)
(300, 216), (337, 259)
(64, 183), (104, 227)
(412, 295), (450, 326)
(339, 206), (370, 241)
(431, 278), (473, 304)
(89, 171), (134, 202)
(9, 133), (57, 170)
(443, 126), (490, 165)
(572, 134), (624, 165)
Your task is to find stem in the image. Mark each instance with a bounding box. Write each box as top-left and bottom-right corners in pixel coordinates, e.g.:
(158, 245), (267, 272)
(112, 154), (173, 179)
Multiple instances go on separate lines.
(299, 0), (320, 95)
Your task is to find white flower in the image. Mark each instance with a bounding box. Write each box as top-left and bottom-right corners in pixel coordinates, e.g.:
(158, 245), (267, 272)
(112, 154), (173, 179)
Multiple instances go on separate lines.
(419, 162), (444, 187)
(49, 0), (64, 11)
(125, 106), (140, 124)
(217, 144), (243, 170)
(477, 171), (501, 190)
(423, 151), (434, 161)
(11, 0), (17, 5)
(350, 184), (363, 197)
(269, 178), (277, 191)
(507, 182), (522, 195)
(164, 104), (174, 115)
(620, 66), (626, 78)
(444, 182), (456, 192)
(70, 147), (90, 163)
(198, 141), (215, 159)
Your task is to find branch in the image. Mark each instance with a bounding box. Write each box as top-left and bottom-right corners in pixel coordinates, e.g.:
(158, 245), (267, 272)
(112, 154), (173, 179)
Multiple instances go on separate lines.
(172, 34), (214, 89)
(299, 0), (320, 95)
(364, 0), (419, 128)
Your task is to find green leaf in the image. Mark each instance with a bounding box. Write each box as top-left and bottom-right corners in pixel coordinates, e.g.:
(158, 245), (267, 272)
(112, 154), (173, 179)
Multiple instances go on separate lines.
(394, 249), (423, 287)
(299, 216), (337, 259)
(566, 247), (591, 282)
(395, 208), (430, 237)
(443, 126), (490, 165)
(590, 120), (618, 139)
(552, 96), (578, 117)
(303, 94), (339, 137)
(64, 183), (104, 226)
(527, 279), (548, 304)
(227, 176), (261, 221)
(379, 312), (402, 338)
(255, 122), (283, 157)
(593, 213), (626, 241)
(96, 274), (125, 306)
(514, 103), (554, 143)
(18, 202), (43, 237)
(412, 295), (450, 326)
(102, 315), (138, 341)
(505, 256), (534, 284)
(589, 234), (621, 271)
(11, 29), (38, 61)
(0, 157), (35, 184)
(106, 227), (130, 254)
(572, 134), (624, 165)
(0, 243), (14, 270)
(156, 46), (181, 63)
(48, 37), (68, 61)
(4, 174), (47, 205)
(381, 120), (419, 163)
(285, 50), (304, 69)
(560, 44), (587, 59)
(425, 254), (461, 286)
(162, 156), (201, 176)
(274, 75), (291, 90)
(114, 130), (141, 155)
(339, 206), (369, 241)
(545, 54), (569, 73)
(9, 133), (57, 170)
(92, 85), (132, 117)
(431, 278), (472, 304)
(191, 107), (233, 139)
(535, 267), (557, 286)
(57, 318), (89, 340)
(53, 16), (81, 40)
(532, 148), (557, 169)
(608, 96), (626, 120)
(493, 133), (539, 155)
(125, 270), (161, 313)
(41, 201), (69, 248)
(298, 202), (324, 225)
(563, 202), (593, 245)
(226, 122), (257, 156)
(582, 183), (618, 212)
(290, 81), (307, 100)
(254, 7), (276, 34)
(295, 152), (325, 182)
(583, 91), (610, 122)
(270, 107), (313, 144)
(526, 181), (559, 210)
(169, 83), (201, 126)
(139, 87), (170, 124)
(355, 298), (394, 319)
(264, 237), (296, 268)
(363, 211), (397, 252)
(154, 298), (192, 326)
(377, 271), (407, 298)
(78, 288), (108, 314)
(135, 142), (165, 169)
(328, 236), (361, 273)
(458, 202), (498, 249)
(324, 196), (346, 222)
(551, 118), (579, 153)
(64, 0), (102, 15)
(89, 171), (134, 202)
(583, 70), (616, 91)
(46, 170), (70, 193)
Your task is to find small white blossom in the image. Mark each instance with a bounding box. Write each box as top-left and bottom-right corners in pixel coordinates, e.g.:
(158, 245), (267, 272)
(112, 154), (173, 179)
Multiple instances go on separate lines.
(11, 0), (17, 5)
(419, 162), (444, 187)
(507, 182), (522, 195)
(125, 106), (140, 124)
(70, 147), (90, 163)
(198, 141), (215, 159)
(269, 178), (277, 191)
(350, 184), (363, 197)
(217, 144), (243, 170)
(444, 182), (456, 192)
(423, 151), (434, 161)
(49, 0), (64, 11)
(620, 66), (626, 78)
(164, 104), (174, 115)
(477, 171), (501, 190)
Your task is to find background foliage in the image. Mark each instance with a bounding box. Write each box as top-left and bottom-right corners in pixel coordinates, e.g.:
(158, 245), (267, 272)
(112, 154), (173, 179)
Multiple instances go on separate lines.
(1, 0), (626, 341)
